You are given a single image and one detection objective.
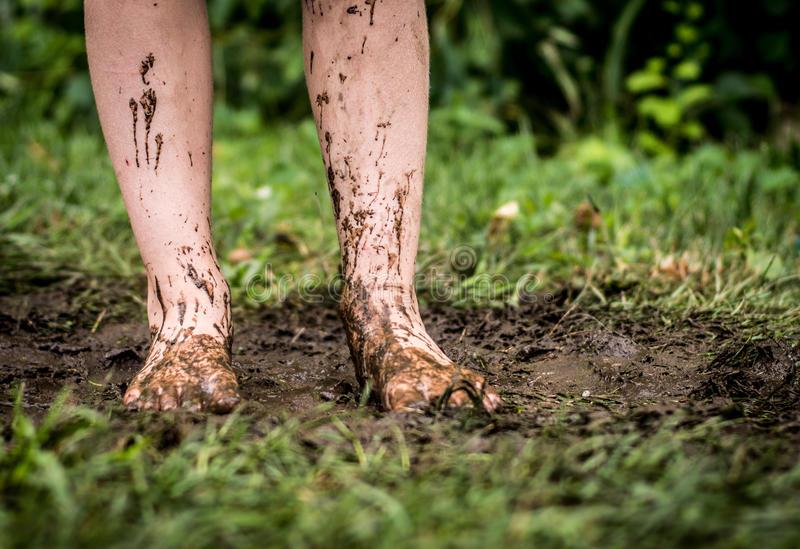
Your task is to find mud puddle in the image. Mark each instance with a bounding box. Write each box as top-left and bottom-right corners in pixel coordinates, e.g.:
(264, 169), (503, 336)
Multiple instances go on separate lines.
(1, 282), (798, 444)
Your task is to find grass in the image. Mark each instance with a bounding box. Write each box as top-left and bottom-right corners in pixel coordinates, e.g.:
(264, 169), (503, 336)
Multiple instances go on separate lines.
(2, 109), (800, 547)
(2, 393), (800, 548)
(2, 109), (799, 312)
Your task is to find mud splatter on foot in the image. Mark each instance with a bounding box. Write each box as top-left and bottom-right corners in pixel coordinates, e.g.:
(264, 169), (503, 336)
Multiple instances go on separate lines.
(339, 281), (502, 412)
(123, 330), (239, 413)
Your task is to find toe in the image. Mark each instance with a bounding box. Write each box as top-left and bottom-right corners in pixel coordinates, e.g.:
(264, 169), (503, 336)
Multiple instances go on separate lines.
(139, 394), (159, 411)
(202, 372), (241, 414)
(123, 385), (141, 409)
(208, 392), (241, 414)
(382, 365), (503, 413)
(446, 372), (502, 412)
(446, 387), (473, 408)
(383, 378), (428, 411)
(444, 380), (482, 409)
(158, 389), (180, 411)
(178, 385), (205, 412)
(480, 384), (503, 412)
(123, 382), (160, 411)
(467, 374), (503, 412)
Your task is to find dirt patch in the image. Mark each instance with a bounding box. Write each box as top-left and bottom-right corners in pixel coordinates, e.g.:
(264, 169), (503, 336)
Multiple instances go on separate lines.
(1, 282), (798, 442)
(693, 339), (799, 412)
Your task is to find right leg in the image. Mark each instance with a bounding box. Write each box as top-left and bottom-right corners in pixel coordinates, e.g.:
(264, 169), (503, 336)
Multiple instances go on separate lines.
(85, 0), (238, 412)
(302, 1), (500, 411)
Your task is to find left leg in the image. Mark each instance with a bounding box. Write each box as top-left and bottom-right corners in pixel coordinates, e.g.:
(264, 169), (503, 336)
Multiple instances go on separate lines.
(85, 0), (238, 412)
(302, 0), (501, 411)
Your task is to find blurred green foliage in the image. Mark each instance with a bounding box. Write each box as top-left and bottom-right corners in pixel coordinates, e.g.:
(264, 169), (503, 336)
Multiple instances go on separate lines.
(1, 0), (798, 155)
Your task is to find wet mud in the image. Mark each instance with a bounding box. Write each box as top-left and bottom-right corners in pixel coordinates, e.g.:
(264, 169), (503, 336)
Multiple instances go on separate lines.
(128, 98), (140, 167)
(129, 53), (163, 172)
(1, 283), (798, 445)
(366, 0), (378, 25)
(139, 52), (155, 86)
(139, 88), (157, 165)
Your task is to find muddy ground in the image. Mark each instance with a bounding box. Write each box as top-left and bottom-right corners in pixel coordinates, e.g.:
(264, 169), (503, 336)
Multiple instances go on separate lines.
(1, 280), (799, 445)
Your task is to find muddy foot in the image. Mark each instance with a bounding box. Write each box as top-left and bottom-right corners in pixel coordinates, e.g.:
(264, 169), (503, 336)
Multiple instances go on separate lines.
(375, 340), (502, 412)
(123, 330), (240, 413)
(340, 283), (502, 412)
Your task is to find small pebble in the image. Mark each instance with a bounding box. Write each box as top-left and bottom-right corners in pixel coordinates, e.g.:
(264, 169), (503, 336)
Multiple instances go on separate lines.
(581, 390), (591, 398)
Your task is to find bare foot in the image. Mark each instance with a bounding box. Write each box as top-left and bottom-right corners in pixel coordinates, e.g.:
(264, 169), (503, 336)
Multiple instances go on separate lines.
(124, 268), (240, 413)
(123, 328), (240, 413)
(340, 282), (502, 412)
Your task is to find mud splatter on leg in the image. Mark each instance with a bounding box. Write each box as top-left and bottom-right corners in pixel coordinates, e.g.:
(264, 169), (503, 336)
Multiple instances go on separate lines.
(366, 0), (378, 25)
(129, 98), (140, 167)
(316, 92), (329, 129)
(140, 52), (155, 85)
(139, 88), (157, 165)
(154, 133), (163, 173)
(85, 0), (240, 412)
(302, 0), (500, 411)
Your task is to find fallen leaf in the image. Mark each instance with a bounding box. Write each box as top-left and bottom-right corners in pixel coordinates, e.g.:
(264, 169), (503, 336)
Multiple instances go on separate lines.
(227, 247), (253, 264)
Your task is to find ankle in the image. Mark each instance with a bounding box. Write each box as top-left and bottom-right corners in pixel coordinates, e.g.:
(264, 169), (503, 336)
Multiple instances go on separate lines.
(147, 277), (232, 342)
(339, 278), (426, 342)
(341, 278), (417, 308)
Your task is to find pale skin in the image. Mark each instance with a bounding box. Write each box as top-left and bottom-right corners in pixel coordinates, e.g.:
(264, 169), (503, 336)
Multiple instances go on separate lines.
(84, 0), (501, 413)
